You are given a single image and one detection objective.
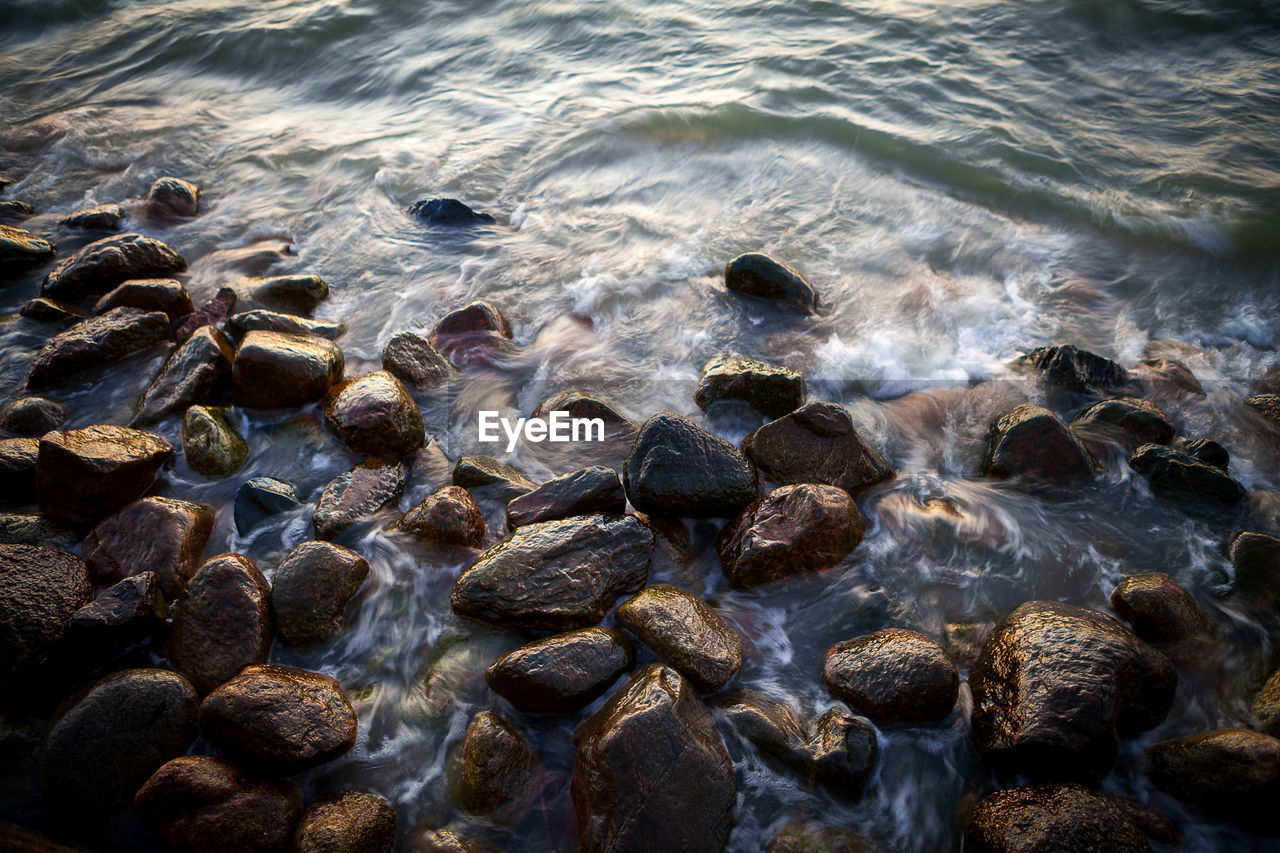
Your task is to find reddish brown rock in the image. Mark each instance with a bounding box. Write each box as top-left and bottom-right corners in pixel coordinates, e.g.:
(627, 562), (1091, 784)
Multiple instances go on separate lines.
(83, 496), (214, 599)
(0, 544), (91, 685)
(42, 233), (187, 302)
(172, 286), (236, 341)
(398, 485), (485, 547)
(964, 784), (1150, 853)
(505, 466), (625, 528)
(323, 370), (424, 457)
(170, 553), (273, 694)
(742, 401), (892, 494)
(234, 330), (345, 409)
(26, 307), (170, 390)
(294, 792), (396, 853)
(1110, 572), (1210, 644)
(36, 425), (173, 525)
(823, 628), (958, 724)
(270, 540), (369, 650)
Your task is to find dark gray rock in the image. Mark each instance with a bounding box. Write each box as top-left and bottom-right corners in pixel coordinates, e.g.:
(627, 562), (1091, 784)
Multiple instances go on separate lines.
(170, 553), (273, 694)
(486, 626), (635, 713)
(36, 425), (173, 525)
(84, 496), (214, 599)
(624, 413), (758, 518)
(0, 397), (67, 437)
(381, 330), (452, 389)
(452, 455), (535, 501)
(1024, 344), (1130, 397)
(823, 628), (959, 724)
(65, 571), (167, 653)
(1129, 442), (1246, 509)
(0, 200), (33, 220)
(694, 355), (804, 419)
(1185, 438), (1229, 471)
(0, 544), (91, 686)
(271, 540), (369, 650)
(1070, 397), (1174, 447)
(234, 477), (301, 535)
(314, 457), (406, 539)
(0, 437), (38, 506)
(408, 198), (495, 225)
(26, 307), (170, 390)
(0, 512), (80, 548)
(743, 401), (892, 494)
(42, 233), (186, 302)
(250, 274), (328, 315)
(94, 278), (192, 321)
(505, 465), (625, 528)
(146, 177), (200, 218)
(1147, 728), (1280, 833)
(616, 584), (743, 691)
(724, 252), (818, 309)
(19, 297), (88, 324)
(1230, 531), (1280, 611)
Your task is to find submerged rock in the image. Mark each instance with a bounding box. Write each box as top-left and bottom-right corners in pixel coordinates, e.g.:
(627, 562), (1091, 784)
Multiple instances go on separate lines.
(323, 370), (424, 457)
(533, 390), (636, 432)
(36, 425), (173, 525)
(742, 401), (892, 494)
(485, 626), (635, 713)
(42, 233), (186, 302)
(250, 274), (328, 315)
(1109, 572), (1210, 644)
(717, 483), (865, 588)
(398, 485), (486, 547)
(313, 457), (406, 539)
(694, 355), (805, 419)
(1129, 442), (1246, 508)
(64, 571), (167, 652)
(0, 438), (38, 505)
(823, 628), (958, 724)
(271, 540), (369, 650)
(724, 252), (818, 309)
(505, 465), (625, 528)
(429, 300), (513, 367)
(234, 476), (301, 535)
(170, 553), (273, 694)
(381, 330), (452, 389)
(452, 455), (536, 501)
(408, 198), (496, 225)
(146, 176), (200, 218)
(172, 286), (237, 341)
(624, 413), (758, 517)
(1146, 728), (1280, 833)
(182, 405), (248, 477)
(199, 664), (358, 774)
(969, 601), (1176, 779)
(0, 223), (55, 273)
(572, 664), (736, 853)
(83, 496), (214, 599)
(1070, 397), (1175, 447)
(94, 277), (192, 321)
(0, 544), (91, 685)
(453, 710), (540, 820)
(964, 784), (1151, 853)
(0, 396), (67, 437)
(233, 330), (344, 409)
(1023, 344), (1130, 397)
(451, 514), (653, 630)
(228, 309), (344, 340)
(616, 584), (743, 691)
(59, 202), (125, 231)
(26, 306), (170, 390)
(980, 404), (1094, 483)
(294, 792), (397, 853)
(133, 755), (301, 853)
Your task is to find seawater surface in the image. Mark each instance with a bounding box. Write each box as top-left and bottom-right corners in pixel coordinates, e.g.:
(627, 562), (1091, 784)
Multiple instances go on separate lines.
(1, 0), (1279, 850)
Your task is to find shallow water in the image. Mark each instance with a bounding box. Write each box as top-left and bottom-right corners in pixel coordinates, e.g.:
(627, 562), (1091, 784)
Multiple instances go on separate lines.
(2, 0), (1280, 850)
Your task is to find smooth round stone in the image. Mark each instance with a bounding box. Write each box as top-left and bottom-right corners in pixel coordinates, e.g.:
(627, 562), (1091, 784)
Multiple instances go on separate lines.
(823, 628), (959, 724)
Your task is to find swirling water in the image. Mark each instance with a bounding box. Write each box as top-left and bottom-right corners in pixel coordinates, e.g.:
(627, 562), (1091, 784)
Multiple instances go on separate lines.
(1, 0), (1279, 850)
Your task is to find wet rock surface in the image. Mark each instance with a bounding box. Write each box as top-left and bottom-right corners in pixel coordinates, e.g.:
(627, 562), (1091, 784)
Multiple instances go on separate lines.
(323, 369), (424, 456)
(59, 202), (125, 230)
(64, 571), (167, 652)
(505, 465), (625, 528)
(767, 822), (883, 853)
(453, 710), (539, 820)
(381, 329), (452, 388)
(485, 626), (635, 713)
(250, 273), (328, 315)
(1185, 437), (1229, 470)
(572, 664), (736, 853)
(1146, 728), (1280, 833)
(0, 512), (80, 548)
(146, 176), (200, 218)
(94, 277), (192, 321)
(742, 401), (892, 494)
(26, 306), (170, 389)
(428, 300), (512, 366)
(271, 540), (369, 649)
(1254, 668), (1280, 737)
(624, 413), (758, 517)
(398, 485), (486, 547)
(294, 791), (397, 853)
(84, 495), (214, 599)
(1230, 530), (1280, 610)
(981, 403), (1095, 482)
(313, 457), (406, 539)
(0, 223), (55, 272)
(19, 297), (88, 324)
(1024, 344), (1131, 397)
(42, 233), (186, 302)
(1110, 572), (1210, 644)
(724, 252), (818, 309)
(0, 544), (91, 685)
(1070, 396), (1175, 447)
(234, 476), (301, 535)
(1129, 442), (1246, 508)
(170, 553), (273, 694)
(616, 584), (743, 690)
(452, 514), (653, 630)
(1245, 394), (1280, 426)
(452, 455), (535, 501)
(182, 405), (248, 477)
(0, 437), (38, 505)
(823, 628), (958, 724)
(36, 425), (173, 525)
(694, 354), (805, 419)
(0, 396), (67, 436)
(228, 309), (344, 340)
(964, 784), (1151, 853)
(172, 286), (237, 341)
(233, 330), (345, 409)
(409, 198), (496, 224)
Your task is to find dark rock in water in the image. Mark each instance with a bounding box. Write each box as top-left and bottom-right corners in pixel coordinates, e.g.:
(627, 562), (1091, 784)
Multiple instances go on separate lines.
(172, 286), (236, 341)
(1070, 397), (1174, 447)
(695, 354), (805, 419)
(1147, 728), (1280, 833)
(381, 330), (452, 389)
(133, 325), (236, 425)
(453, 710), (540, 821)
(0, 544), (91, 685)
(59, 202), (125, 231)
(0, 397), (66, 437)
(133, 755), (301, 853)
(1185, 438), (1229, 471)
(408, 198), (496, 225)
(767, 822), (882, 853)
(1112, 797), (1180, 846)
(19, 297), (87, 324)
(963, 784), (1151, 853)
(0, 223), (55, 273)
(0, 438), (39, 506)
(36, 425), (173, 525)
(0, 824), (84, 852)
(1024, 344), (1130, 397)
(228, 309), (344, 340)
(294, 792), (397, 853)
(314, 457), (406, 539)
(724, 252), (818, 309)
(717, 483), (865, 588)
(26, 306), (170, 390)
(42, 233), (186, 302)
(182, 405), (248, 478)
(94, 277), (193, 321)
(743, 401), (892, 494)
(1135, 356), (1204, 396)
(485, 626), (634, 713)
(1231, 531), (1280, 610)
(170, 553), (273, 694)
(720, 691), (878, 796)
(398, 485), (486, 547)
(452, 455), (535, 501)
(1253, 668), (1280, 737)
(146, 177), (200, 218)
(271, 540), (369, 650)
(429, 300), (513, 367)
(199, 664), (358, 774)
(233, 330), (345, 409)
(235, 477), (301, 535)
(969, 601), (1176, 780)
(1129, 442), (1246, 508)
(624, 413), (758, 518)
(533, 390), (636, 431)
(506, 465), (625, 528)
(0, 200), (33, 220)
(323, 370), (424, 457)
(981, 403), (1094, 483)
(572, 664), (736, 853)
(84, 496), (214, 599)
(65, 571), (167, 652)
(616, 584), (743, 691)
(823, 628), (958, 724)
(250, 274), (328, 315)
(39, 668), (199, 821)
(1246, 394), (1280, 427)
(451, 514), (652, 631)
(0, 512), (80, 548)
(1110, 572), (1210, 644)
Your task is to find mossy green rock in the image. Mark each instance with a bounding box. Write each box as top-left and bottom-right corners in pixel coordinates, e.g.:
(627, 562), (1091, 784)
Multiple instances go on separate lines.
(182, 406), (247, 478)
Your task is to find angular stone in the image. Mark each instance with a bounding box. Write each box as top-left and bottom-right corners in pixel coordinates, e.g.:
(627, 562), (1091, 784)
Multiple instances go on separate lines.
(294, 792), (397, 853)
(64, 571), (167, 652)
(1246, 394), (1280, 427)
(199, 664), (358, 774)
(0, 544), (91, 685)
(26, 307), (170, 390)
(0, 396), (67, 437)
(429, 301), (512, 367)
(0, 199), (33, 220)
(980, 404), (1094, 483)
(1070, 397), (1174, 447)
(694, 355), (804, 419)
(83, 496), (214, 599)
(133, 755), (301, 853)
(59, 203), (125, 231)
(453, 710), (539, 820)
(452, 455), (535, 501)
(964, 784), (1150, 853)
(314, 458), (406, 539)
(381, 330), (452, 389)
(451, 514), (652, 631)
(1185, 438), (1229, 471)
(485, 626), (635, 713)
(408, 198), (496, 225)
(572, 664), (735, 853)
(94, 278), (192, 321)
(250, 274), (328, 315)
(172, 286), (236, 341)
(323, 370), (424, 457)
(505, 465), (625, 528)
(1147, 728), (1280, 833)
(182, 405), (248, 478)
(0, 223), (55, 273)
(146, 177), (200, 218)
(616, 584), (743, 691)
(0, 437), (38, 506)
(234, 477), (300, 535)
(1253, 668), (1280, 737)
(823, 628), (959, 724)
(1230, 531), (1280, 610)
(1110, 572), (1210, 644)
(233, 330), (344, 409)
(19, 297), (88, 324)
(36, 425), (173, 525)
(1024, 344), (1130, 397)
(0, 512), (80, 548)
(42, 233), (186, 302)
(271, 540), (369, 650)
(624, 413), (758, 517)
(724, 252), (818, 309)
(1129, 443), (1246, 508)
(228, 310), (344, 340)
(398, 485), (485, 547)
(743, 401), (892, 494)
(170, 553), (273, 694)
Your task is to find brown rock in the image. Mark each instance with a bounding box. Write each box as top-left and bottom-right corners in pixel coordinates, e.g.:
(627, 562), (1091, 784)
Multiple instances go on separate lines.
(172, 286), (236, 341)
(227, 310), (343, 340)
(94, 278), (192, 321)
(0, 437), (38, 506)
(59, 202), (125, 231)
(313, 457), (406, 539)
(615, 584), (743, 691)
(428, 301), (513, 367)
(0, 222), (55, 273)
(964, 784), (1150, 853)
(624, 413), (759, 518)
(1146, 728), (1280, 832)
(170, 553), (273, 694)
(132, 325), (236, 425)
(1110, 572), (1210, 644)
(146, 177), (200, 218)
(823, 628), (958, 724)
(0, 396), (67, 436)
(453, 710), (539, 820)
(980, 403), (1094, 483)
(381, 330), (452, 389)
(505, 465), (625, 528)
(724, 253), (818, 309)
(485, 626), (635, 713)
(42, 233), (186, 302)
(64, 571), (167, 653)
(36, 425), (173, 525)
(742, 401), (892, 494)
(452, 455), (535, 501)
(1253, 668), (1280, 737)
(19, 297), (88, 324)
(323, 370), (424, 457)
(250, 274), (328, 315)
(0, 544), (91, 685)
(1070, 397), (1175, 447)
(1246, 394), (1280, 427)
(26, 307), (170, 390)
(1230, 530), (1280, 610)
(234, 330), (345, 409)
(270, 540), (369, 650)
(294, 792), (396, 853)
(398, 485), (485, 547)
(694, 355), (805, 419)
(84, 496), (214, 599)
